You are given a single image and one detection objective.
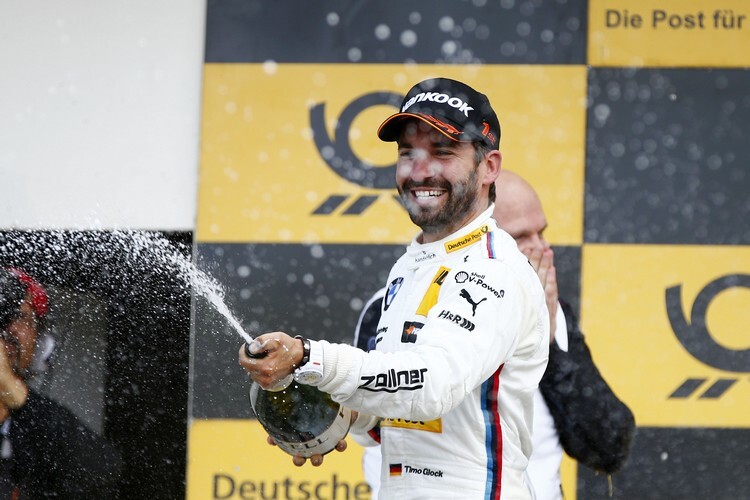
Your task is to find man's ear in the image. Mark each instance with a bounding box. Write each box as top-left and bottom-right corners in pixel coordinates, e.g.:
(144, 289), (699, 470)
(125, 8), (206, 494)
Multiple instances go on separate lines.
(483, 150), (502, 186)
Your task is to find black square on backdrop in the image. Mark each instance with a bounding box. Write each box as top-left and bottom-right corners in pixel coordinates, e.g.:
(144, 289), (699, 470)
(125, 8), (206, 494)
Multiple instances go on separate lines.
(205, 0), (586, 64)
(584, 68), (750, 245)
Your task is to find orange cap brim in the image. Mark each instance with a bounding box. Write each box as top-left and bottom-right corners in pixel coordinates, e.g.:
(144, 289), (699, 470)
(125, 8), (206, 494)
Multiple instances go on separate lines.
(377, 112), (467, 143)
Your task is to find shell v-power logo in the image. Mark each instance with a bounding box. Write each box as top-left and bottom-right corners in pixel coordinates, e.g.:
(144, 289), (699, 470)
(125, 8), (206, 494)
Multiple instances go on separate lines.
(309, 91), (402, 216)
(666, 273), (750, 400)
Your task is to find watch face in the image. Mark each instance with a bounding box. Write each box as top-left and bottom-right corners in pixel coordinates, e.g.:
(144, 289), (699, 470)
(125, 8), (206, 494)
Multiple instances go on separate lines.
(294, 369), (323, 385)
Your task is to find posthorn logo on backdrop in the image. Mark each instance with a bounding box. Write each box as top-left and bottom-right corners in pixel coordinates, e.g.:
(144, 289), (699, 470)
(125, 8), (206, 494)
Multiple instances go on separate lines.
(665, 273), (750, 400)
(309, 91), (402, 216)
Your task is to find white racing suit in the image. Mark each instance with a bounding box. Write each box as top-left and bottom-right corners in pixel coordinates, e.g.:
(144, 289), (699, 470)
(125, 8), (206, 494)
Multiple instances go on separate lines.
(307, 206), (549, 499)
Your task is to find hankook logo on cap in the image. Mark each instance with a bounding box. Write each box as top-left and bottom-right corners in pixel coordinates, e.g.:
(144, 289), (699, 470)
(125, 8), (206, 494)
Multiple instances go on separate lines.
(402, 92), (474, 116)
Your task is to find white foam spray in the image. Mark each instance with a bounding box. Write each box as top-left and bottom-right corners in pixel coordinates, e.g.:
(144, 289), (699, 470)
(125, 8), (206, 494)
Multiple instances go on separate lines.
(0, 229), (254, 344)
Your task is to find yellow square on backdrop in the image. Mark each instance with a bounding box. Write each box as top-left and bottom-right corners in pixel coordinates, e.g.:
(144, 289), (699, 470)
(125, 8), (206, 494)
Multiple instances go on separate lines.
(589, 0), (750, 67)
(187, 419), (369, 500)
(197, 64), (586, 245)
(581, 244), (750, 427)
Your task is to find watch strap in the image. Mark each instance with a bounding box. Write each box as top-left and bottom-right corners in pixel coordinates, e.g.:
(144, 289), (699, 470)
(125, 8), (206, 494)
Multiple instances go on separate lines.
(295, 335), (311, 367)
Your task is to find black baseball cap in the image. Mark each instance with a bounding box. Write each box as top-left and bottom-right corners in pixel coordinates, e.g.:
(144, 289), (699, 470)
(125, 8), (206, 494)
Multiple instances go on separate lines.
(378, 77), (501, 150)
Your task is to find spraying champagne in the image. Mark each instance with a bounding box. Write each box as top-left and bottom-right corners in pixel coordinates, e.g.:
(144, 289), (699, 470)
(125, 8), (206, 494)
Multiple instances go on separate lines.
(185, 257), (351, 459)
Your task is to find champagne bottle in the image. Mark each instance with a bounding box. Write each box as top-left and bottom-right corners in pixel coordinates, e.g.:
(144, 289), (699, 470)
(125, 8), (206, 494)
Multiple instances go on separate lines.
(245, 344), (351, 458)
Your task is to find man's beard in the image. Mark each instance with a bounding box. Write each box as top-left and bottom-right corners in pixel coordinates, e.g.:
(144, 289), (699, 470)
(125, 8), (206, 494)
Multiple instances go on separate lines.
(398, 167), (480, 235)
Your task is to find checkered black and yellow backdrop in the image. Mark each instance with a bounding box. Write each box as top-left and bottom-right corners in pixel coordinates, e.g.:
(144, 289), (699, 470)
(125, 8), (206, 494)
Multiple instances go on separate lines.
(188, 1), (750, 498)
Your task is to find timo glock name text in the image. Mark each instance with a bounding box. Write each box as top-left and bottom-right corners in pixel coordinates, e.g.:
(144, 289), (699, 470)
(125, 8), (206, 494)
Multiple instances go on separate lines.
(405, 465), (444, 478)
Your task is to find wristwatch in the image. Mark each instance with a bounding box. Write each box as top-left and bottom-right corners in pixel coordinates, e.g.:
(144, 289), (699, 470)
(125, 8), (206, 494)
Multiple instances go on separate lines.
(295, 335), (311, 366)
(293, 336), (324, 384)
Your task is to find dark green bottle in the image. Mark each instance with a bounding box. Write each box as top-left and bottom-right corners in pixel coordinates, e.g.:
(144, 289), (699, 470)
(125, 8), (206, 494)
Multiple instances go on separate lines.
(246, 347), (351, 457)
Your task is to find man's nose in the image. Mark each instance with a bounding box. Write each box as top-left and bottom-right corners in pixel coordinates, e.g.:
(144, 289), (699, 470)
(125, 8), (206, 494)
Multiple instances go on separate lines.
(410, 156), (436, 181)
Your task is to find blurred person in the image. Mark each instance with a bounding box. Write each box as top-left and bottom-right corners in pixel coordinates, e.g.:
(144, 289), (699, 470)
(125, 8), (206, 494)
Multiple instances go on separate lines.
(240, 77), (550, 498)
(494, 170), (635, 498)
(352, 170), (636, 499)
(0, 267), (123, 498)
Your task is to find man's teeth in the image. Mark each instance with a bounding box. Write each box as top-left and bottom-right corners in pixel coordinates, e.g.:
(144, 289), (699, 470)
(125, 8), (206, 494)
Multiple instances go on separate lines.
(414, 190), (443, 199)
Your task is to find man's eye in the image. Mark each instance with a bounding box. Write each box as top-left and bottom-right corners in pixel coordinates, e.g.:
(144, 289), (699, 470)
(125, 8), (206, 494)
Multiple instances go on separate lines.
(399, 150), (413, 158)
(435, 149), (453, 156)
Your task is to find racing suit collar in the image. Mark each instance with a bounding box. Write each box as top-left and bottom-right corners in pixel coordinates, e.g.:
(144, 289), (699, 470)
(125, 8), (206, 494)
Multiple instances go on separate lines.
(406, 204), (496, 266)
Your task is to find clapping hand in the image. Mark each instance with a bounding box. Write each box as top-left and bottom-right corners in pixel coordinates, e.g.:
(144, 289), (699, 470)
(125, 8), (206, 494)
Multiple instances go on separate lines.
(524, 247), (558, 343)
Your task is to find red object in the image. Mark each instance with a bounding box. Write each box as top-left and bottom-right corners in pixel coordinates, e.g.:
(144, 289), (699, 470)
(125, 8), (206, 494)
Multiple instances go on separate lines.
(8, 268), (49, 318)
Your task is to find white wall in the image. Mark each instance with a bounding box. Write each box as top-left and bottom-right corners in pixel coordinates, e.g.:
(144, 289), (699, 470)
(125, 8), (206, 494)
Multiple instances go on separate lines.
(0, 0), (205, 230)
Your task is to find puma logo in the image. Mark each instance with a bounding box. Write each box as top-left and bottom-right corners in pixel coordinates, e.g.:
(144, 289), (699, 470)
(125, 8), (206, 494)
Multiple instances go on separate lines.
(460, 289), (486, 316)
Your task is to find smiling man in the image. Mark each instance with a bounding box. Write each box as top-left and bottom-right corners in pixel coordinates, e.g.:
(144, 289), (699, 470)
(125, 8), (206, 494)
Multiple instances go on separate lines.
(240, 78), (549, 499)
(388, 80), (499, 242)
